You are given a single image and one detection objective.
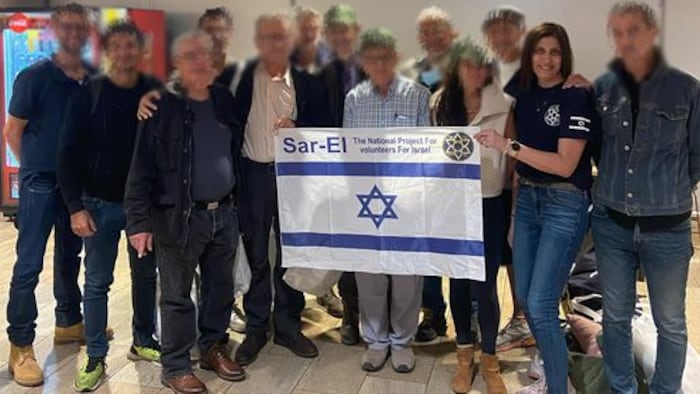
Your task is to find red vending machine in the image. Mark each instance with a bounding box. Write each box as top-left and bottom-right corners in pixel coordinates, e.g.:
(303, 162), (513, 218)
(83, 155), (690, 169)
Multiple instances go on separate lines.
(0, 7), (166, 216)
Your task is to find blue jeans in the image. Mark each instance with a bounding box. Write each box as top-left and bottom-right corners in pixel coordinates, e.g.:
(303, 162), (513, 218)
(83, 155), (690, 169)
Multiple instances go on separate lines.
(81, 197), (157, 358)
(513, 184), (589, 394)
(7, 172), (82, 346)
(156, 202), (238, 378)
(591, 205), (691, 394)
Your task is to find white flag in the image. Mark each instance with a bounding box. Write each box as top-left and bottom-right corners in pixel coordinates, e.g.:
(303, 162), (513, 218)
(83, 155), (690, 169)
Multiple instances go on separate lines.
(275, 127), (485, 280)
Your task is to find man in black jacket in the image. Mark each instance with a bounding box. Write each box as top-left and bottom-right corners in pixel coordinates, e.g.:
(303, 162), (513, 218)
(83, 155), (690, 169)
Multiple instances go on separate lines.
(125, 31), (245, 393)
(233, 11), (330, 366)
(58, 21), (161, 392)
(318, 4), (366, 346)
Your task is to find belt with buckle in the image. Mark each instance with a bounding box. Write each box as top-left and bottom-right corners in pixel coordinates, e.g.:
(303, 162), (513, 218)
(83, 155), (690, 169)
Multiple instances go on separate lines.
(518, 177), (579, 191)
(192, 194), (232, 210)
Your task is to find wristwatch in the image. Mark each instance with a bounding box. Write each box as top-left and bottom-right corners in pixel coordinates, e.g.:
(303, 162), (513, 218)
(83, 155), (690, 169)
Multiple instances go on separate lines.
(506, 139), (521, 157)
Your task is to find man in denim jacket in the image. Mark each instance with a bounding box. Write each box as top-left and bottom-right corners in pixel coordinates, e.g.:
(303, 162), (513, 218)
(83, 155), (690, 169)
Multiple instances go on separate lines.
(591, 2), (700, 393)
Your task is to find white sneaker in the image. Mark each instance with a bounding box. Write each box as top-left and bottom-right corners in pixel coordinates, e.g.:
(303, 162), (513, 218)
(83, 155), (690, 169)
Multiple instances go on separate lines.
(527, 352), (544, 380)
(230, 305), (247, 334)
(516, 376), (576, 394)
(515, 376), (547, 394)
(496, 318), (535, 352)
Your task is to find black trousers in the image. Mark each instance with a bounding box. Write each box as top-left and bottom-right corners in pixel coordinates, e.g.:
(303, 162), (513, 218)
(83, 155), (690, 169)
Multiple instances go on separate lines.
(239, 158), (305, 339)
(156, 203), (237, 377)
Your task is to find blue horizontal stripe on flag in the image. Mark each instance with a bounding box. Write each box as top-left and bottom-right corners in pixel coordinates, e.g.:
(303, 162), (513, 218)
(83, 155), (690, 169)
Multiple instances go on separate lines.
(281, 232), (484, 256)
(276, 162), (480, 179)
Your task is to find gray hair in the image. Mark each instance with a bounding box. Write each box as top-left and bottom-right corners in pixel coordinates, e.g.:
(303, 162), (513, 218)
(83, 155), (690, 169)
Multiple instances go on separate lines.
(609, 1), (658, 28)
(255, 10), (297, 37)
(416, 6), (453, 29)
(170, 30), (213, 61)
(294, 6), (321, 21)
(482, 5), (526, 32)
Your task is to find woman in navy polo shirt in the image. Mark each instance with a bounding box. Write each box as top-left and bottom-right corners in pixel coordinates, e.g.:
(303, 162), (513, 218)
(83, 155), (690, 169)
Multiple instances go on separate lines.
(476, 22), (594, 394)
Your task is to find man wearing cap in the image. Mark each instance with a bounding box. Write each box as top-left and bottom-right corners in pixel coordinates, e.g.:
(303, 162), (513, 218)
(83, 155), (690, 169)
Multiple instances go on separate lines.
(319, 4), (367, 346)
(344, 27), (430, 373)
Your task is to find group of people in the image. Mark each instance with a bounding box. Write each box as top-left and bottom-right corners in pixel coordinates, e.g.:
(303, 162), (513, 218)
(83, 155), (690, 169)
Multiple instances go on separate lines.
(2, 1), (698, 394)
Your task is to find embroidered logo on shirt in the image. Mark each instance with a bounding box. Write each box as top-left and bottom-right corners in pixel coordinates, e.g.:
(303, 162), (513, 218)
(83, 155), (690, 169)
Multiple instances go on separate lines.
(568, 116), (591, 133)
(442, 132), (474, 161)
(543, 104), (561, 127)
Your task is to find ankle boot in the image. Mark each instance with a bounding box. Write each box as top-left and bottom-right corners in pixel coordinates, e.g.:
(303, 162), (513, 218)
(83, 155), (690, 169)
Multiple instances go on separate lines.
(451, 346), (474, 393)
(9, 344), (44, 387)
(480, 353), (507, 394)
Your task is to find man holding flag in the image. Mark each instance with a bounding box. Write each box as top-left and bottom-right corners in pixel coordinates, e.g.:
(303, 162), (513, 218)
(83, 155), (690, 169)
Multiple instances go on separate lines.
(342, 27), (431, 373)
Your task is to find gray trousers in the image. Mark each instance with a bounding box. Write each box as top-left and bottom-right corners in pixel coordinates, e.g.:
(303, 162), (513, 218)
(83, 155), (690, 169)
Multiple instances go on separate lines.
(356, 273), (423, 351)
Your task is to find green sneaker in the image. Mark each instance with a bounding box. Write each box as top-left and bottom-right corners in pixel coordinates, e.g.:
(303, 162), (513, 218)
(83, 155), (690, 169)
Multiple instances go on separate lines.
(73, 357), (105, 392)
(127, 343), (161, 364)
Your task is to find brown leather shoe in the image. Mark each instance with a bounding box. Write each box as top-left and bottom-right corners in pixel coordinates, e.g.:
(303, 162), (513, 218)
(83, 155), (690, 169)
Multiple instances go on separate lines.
(200, 344), (246, 382)
(161, 373), (207, 393)
(54, 322), (115, 344)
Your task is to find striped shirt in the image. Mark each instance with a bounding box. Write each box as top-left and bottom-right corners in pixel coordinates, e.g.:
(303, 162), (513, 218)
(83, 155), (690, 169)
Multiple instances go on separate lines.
(343, 75), (430, 128)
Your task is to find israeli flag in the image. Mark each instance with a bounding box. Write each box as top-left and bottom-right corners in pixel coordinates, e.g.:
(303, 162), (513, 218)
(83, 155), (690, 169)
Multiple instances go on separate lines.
(275, 127), (485, 280)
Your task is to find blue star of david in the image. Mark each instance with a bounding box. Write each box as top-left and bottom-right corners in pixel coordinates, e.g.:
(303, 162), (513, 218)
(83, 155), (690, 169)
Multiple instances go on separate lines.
(356, 185), (398, 229)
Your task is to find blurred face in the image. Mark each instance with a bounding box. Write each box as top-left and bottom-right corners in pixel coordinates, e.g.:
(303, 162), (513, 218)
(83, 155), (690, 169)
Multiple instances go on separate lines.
(199, 16), (233, 53)
(484, 20), (524, 60)
(297, 15), (321, 46)
(361, 46), (398, 89)
(608, 11), (657, 67)
(418, 20), (455, 59)
(174, 38), (215, 91)
(51, 12), (90, 55)
(104, 32), (144, 73)
(457, 59), (490, 91)
(325, 24), (359, 59)
(531, 36), (563, 86)
(255, 19), (295, 67)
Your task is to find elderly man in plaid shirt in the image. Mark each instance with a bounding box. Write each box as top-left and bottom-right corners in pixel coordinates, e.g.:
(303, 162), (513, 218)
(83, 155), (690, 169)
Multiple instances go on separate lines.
(343, 27), (430, 374)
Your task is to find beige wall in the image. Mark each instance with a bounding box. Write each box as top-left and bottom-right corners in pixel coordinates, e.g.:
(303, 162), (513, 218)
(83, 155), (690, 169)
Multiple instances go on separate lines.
(48, 0), (700, 79)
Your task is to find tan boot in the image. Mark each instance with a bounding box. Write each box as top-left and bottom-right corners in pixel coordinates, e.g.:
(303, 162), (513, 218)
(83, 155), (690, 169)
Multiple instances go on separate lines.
(480, 353), (507, 394)
(9, 344), (44, 387)
(451, 346), (474, 394)
(54, 322), (114, 344)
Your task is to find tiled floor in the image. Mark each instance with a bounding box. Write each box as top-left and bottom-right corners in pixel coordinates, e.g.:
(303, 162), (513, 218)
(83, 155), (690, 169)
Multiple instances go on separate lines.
(0, 219), (698, 393)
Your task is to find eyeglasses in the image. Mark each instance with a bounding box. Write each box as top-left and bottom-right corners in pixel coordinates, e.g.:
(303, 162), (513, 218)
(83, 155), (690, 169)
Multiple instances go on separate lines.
(178, 48), (211, 61)
(56, 22), (89, 32)
(256, 33), (289, 42)
(362, 54), (395, 64)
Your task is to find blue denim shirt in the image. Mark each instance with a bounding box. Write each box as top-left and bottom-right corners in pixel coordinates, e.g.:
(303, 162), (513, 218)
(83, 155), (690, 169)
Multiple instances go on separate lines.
(593, 56), (700, 216)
